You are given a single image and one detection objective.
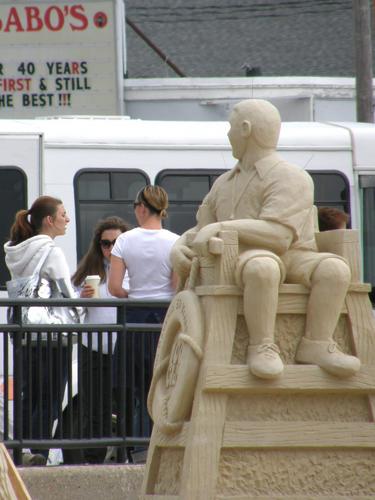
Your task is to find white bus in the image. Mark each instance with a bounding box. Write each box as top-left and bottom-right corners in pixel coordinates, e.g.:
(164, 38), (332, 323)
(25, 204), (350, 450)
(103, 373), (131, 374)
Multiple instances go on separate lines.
(0, 116), (375, 302)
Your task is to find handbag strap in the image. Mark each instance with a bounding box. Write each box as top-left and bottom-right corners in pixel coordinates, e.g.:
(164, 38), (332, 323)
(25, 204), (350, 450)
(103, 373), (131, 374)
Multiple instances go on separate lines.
(34, 245), (53, 277)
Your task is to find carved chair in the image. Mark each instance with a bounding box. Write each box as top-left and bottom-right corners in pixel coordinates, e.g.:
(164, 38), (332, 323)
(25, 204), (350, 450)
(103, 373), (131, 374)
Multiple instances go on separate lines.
(142, 227), (375, 499)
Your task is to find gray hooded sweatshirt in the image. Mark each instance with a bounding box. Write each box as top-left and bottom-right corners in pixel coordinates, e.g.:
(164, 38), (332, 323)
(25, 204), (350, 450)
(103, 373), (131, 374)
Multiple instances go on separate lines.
(4, 234), (76, 299)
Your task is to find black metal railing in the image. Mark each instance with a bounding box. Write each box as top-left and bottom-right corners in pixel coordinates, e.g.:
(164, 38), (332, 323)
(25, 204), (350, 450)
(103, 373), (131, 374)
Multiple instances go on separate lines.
(0, 297), (168, 466)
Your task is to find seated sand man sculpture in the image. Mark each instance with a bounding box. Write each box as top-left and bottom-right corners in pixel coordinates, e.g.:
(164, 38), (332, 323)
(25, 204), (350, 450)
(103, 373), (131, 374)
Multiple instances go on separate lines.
(171, 98), (361, 379)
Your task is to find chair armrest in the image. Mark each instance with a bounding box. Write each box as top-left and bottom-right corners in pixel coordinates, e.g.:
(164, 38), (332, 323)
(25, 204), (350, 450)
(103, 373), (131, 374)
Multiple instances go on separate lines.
(315, 229), (361, 282)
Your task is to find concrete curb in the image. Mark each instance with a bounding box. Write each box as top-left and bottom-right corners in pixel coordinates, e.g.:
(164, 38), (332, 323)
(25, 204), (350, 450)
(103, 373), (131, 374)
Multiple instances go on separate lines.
(18, 464), (144, 500)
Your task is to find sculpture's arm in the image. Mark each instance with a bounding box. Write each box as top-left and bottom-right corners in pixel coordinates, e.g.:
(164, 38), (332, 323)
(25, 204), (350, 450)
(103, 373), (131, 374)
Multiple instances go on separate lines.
(170, 200), (218, 280)
(225, 218), (294, 254)
(193, 219), (294, 256)
(170, 229), (198, 282)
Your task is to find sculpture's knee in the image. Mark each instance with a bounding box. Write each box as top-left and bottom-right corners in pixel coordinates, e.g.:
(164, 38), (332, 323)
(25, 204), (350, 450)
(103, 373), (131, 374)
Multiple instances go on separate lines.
(242, 257), (281, 289)
(312, 258), (351, 289)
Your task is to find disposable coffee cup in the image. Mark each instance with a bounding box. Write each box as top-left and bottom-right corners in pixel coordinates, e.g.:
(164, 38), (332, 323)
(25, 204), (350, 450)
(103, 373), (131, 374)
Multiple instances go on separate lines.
(85, 275), (100, 298)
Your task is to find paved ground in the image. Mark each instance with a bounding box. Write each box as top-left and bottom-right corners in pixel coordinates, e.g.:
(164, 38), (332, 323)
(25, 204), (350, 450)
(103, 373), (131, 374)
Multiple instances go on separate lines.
(19, 464), (144, 500)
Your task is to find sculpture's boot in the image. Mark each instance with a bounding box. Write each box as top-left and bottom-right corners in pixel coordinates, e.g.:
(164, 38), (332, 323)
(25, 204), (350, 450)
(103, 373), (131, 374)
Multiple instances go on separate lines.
(295, 336), (361, 377)
(247, 340), (284, 379)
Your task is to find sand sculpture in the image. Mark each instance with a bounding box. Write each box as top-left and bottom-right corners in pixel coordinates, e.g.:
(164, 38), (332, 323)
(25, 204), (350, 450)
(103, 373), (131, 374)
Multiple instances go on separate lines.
(141, 99), (375, 499)
(0, 444), (30, 499)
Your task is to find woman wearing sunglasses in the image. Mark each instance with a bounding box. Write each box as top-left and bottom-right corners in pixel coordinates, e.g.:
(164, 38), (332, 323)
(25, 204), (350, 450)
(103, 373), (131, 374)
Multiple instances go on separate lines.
(71, 215), (130, 464)
(109, 185), (179, 463)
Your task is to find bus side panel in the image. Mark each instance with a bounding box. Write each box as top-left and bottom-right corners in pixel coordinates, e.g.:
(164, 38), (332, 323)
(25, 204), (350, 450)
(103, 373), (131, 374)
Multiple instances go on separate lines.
(0, 133), (42, 378)
(43, 146), (234, 271)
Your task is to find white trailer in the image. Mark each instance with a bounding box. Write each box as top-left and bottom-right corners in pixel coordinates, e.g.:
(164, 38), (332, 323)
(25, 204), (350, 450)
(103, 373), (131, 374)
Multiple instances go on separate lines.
(0, 116), (375, 298)
(1, 116), (375, 458)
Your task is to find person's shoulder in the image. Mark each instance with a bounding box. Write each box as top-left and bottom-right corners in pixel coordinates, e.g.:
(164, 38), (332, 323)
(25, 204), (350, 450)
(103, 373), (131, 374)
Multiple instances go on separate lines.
(47, 243), (66, 260)
(117, 227), (138, 241)
(214, 169), (234, 185)
(161, 229), (180, 240)
(158, 229), (180, 244)
(270, 159), (313, 186)
(201, 168), (233, 203)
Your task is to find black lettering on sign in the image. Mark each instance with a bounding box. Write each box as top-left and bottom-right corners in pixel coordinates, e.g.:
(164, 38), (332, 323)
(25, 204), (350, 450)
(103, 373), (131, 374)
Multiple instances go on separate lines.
(17, 62), (35, 75)
(0, 94), (14, 107)
(39, 78), (47, 91)
(22, 93), (54, 107)
(55, 77), (91, 91)
(47, 61), (89, 75)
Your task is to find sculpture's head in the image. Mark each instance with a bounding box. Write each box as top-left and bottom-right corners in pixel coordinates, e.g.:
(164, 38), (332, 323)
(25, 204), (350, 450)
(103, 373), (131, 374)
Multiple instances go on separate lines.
(227, 99), (281, 160)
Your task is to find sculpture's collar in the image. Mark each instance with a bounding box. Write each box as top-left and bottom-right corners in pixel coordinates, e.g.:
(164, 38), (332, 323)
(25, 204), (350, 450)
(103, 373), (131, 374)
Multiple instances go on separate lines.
(229, 152), (281, 180)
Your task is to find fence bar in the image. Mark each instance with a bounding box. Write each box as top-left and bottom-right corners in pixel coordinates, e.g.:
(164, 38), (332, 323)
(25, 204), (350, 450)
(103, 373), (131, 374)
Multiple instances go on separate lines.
(0, 297), (168, 466)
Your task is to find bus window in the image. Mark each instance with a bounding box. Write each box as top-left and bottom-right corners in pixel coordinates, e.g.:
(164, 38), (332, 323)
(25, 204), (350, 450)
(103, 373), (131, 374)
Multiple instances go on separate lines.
(157, 169), (350, 236)
(360, 176), (375, 303)
(308, 171), (350, 218)
(0, 167), (27, 289)
(74, 169), (149, 259)
(156, 169), (227, 235)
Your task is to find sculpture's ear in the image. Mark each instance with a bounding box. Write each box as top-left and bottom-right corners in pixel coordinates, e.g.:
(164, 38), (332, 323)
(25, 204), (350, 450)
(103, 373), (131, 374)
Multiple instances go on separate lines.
(241, 120), (252, 137)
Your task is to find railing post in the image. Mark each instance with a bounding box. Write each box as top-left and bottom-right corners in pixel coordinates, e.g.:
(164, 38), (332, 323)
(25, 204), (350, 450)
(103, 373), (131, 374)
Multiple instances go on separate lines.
(116, 300), (127, 463)
(12, 304), (23, 466)
(3, 332), (9, 441)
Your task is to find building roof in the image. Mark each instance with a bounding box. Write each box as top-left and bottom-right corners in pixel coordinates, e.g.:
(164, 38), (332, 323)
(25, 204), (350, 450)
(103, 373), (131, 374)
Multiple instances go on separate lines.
(124, 0), (375, 79)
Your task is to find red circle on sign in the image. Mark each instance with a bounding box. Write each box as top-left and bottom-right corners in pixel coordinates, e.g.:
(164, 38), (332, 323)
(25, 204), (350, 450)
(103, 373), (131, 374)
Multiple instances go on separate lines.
(94, 11), (108, 28)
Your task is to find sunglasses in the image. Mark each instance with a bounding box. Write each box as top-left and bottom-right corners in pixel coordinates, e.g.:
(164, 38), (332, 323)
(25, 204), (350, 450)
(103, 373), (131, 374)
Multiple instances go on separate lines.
(100, 239), (117, 249)
(133, 201), (141, 209)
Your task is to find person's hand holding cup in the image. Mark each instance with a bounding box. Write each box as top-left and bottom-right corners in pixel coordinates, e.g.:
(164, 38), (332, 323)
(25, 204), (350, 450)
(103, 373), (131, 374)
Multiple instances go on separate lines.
(82, 275), (101, 298)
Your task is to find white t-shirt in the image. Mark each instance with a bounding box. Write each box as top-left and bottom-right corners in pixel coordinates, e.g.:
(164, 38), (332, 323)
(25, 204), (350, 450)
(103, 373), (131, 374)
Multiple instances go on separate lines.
(112, 227), (179, 300)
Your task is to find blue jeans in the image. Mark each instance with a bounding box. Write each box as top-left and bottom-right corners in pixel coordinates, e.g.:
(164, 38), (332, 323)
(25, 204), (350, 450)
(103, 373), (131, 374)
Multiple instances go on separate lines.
(114, 307), (166, 457)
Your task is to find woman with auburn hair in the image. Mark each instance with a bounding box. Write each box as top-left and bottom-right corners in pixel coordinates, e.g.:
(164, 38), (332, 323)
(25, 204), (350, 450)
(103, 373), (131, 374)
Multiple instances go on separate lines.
(109, 185), (179, 463)
(4, 195), (77, 466)
(318, 206), (350, 231)
(71, 215), (130, 464)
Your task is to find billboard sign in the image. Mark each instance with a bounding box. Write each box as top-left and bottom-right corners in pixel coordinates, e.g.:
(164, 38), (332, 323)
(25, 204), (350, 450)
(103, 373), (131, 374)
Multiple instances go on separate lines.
(0, 0), (125, 117)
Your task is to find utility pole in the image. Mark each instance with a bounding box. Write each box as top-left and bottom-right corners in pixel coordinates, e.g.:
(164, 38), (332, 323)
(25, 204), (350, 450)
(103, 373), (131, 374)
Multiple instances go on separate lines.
(126, 17), (186, 77)
(353, 0), (374, 122)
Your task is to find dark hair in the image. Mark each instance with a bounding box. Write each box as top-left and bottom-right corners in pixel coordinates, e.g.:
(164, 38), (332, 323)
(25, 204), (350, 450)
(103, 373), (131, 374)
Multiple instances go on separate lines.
(135, 185), (169, 219)
(9, 195), (62, 245)
(318, 206), (350, 232)
(72, 216), (130, 286)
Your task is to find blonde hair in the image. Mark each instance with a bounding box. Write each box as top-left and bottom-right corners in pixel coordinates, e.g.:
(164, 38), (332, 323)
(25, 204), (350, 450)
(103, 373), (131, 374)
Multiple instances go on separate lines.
(135, 186), (169, 219)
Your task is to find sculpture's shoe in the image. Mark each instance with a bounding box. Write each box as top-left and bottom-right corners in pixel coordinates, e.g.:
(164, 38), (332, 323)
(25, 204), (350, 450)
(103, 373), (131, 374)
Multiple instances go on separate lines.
(247, 342), (284, 379)
(296, 337), (361, 377)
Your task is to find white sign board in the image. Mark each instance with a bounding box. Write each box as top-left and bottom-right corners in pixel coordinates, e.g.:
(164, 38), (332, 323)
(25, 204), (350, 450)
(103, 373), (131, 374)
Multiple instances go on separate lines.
(0, 0), (125, 117)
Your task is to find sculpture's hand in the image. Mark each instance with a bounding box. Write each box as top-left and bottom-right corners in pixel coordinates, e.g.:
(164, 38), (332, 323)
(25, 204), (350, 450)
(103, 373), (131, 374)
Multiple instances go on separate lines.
(171, 244), (196, 279)
(192, 222), (222, 256)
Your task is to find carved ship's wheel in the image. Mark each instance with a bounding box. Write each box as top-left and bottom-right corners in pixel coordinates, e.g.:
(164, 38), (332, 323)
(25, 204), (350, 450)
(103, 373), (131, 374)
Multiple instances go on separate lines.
(148, 290), (204, 434)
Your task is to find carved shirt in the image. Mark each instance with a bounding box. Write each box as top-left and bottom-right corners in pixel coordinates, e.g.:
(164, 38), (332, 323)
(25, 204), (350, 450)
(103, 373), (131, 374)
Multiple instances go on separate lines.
(199, 152), (317, 252)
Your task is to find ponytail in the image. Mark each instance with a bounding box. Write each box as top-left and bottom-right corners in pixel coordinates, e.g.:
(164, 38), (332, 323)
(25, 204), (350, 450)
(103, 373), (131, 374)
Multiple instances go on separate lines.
(9, 209), (35, 245)
(135, 186), (169, 219)
(8, 195), (62, 245)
